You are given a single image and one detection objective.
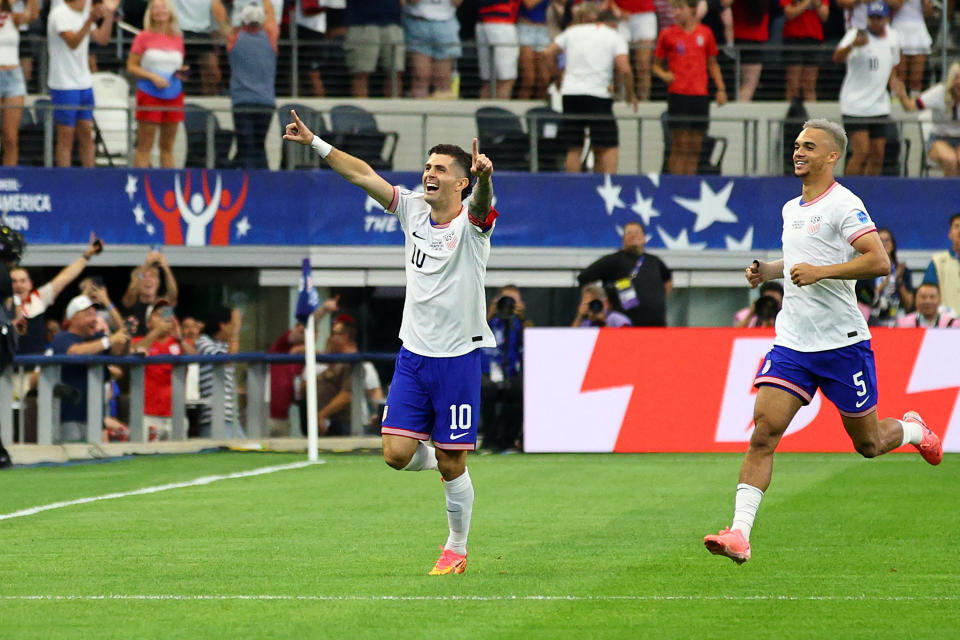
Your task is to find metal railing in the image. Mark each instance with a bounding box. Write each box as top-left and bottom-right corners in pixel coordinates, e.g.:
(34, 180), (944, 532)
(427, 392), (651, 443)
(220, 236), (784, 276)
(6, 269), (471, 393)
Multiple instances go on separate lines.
(2, 351), (396, 446)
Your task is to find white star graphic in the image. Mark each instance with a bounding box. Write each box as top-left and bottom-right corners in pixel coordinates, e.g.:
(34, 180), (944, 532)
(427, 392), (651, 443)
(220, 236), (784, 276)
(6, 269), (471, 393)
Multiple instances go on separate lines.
(236, 216), (251, 238)
(125, 174), (138, 201)
(725, 226), (754, 251)
(656, 226), (707, 250)
(596, 174), (625, 216)
(672, 180), (739, 232)
(630, 188), (660, 227)
(646, 173), (660, 188)
(132, 203), (145, 225)
(145, 223), (155, 235)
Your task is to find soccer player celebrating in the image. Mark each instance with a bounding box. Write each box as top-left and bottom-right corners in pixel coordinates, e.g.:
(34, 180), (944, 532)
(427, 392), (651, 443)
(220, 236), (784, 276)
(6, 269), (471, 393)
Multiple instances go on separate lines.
(703, 118), (943, 565)
(284, 111), (497, 576)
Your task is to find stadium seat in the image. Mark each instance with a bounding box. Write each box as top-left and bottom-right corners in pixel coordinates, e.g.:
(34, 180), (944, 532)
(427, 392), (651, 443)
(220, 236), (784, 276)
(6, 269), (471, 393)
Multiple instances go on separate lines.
(475, 106), (529, 171)
(660, 111), (728, 175)
(18, 101), (44, 166)
(183, 103), (236, 169)
(329, 105), (398, 170)
(277, 103), (330, 170)
(524, 106), (566, 172)
(881, 122), (910, 177)
(90, 71), (131, 167)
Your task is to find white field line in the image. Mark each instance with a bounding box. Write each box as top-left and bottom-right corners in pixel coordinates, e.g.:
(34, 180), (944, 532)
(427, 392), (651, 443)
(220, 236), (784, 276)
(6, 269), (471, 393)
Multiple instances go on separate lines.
(0, 461), (321, 521)
(1, 594), (958, 602)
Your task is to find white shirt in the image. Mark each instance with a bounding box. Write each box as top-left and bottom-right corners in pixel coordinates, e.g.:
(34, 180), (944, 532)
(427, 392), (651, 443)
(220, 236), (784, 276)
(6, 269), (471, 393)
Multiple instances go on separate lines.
(554, 23), (629, 99)
(918, 84), (960, 137)
(0, 10), (20, 66)
(405, 0), (457, 21)
(891, 0), (924, 26)
(845, 3), (867, 29)
(386, 187), (496, 358)
(838, 27), (900, 117)
(47, 2), (92, 90)
(775, 181), (876, 352)
(295, 2), (326, 32)
(172, 0), (215, 32)
(15, 283), (55, 319)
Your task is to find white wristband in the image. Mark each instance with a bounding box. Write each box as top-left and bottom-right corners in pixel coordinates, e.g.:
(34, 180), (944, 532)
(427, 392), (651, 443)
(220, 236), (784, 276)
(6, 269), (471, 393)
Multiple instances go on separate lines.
(311, 135), (333, 159)
(100, 336), (110, 351)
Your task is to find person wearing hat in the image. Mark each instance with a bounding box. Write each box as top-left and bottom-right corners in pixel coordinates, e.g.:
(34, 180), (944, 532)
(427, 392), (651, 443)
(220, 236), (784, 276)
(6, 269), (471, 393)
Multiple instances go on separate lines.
(226, 0), (277, 169)
(833, 0), (902, 175)
(46, 294), (129, 443)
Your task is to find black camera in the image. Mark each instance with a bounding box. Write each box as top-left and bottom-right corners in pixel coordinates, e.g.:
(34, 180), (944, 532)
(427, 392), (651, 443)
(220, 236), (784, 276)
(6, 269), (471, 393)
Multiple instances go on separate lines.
(588, 299), (604, 314)
(754, 295), (779, 323)
(495, 295), (516, 319)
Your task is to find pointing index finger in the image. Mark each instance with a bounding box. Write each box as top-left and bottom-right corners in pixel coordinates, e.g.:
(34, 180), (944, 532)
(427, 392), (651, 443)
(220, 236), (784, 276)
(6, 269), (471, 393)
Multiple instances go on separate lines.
(472, 137), (479, 159)
(290, 109), (304, 127)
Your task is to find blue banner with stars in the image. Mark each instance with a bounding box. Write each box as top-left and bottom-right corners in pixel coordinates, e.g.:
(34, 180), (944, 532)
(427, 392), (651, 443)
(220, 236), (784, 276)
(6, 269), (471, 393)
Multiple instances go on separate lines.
(0, 168), (955, 250)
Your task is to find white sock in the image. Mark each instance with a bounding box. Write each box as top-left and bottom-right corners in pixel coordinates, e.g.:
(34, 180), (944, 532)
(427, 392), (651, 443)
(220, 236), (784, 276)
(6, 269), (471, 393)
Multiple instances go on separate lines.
(443, 469), (474, 555)
(900, 420), (923, 447)
(402, 441), (438, 471)
(731, 483), (764, 542)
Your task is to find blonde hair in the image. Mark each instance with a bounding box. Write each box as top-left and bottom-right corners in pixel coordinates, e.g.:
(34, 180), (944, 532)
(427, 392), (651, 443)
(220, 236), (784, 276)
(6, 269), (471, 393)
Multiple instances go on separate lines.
(945, 62), (960, 110)
(802, 118), (848, 157)
(144, 0), (181, 35)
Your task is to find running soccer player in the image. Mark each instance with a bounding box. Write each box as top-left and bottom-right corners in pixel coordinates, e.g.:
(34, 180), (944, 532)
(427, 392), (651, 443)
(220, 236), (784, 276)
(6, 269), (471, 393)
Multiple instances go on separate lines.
(283, 111), (497, 576)
(704, 118), (943, 565)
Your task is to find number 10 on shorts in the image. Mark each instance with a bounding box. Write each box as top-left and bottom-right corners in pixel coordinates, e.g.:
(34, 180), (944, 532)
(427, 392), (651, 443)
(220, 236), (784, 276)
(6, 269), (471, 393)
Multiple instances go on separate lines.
(449, 404), (472, 430)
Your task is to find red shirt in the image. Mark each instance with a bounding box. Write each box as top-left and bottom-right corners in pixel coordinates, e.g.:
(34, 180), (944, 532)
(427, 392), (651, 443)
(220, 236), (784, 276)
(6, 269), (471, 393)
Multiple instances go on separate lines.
(780, 0), (827, 41)
(269, 330), (304, 419)
(732, 0), (770, 42)
(131, 335), (181, 417)
(478, 0), (521, 23)
(615, 0), (656, 13)
(655, 24), (718, 96)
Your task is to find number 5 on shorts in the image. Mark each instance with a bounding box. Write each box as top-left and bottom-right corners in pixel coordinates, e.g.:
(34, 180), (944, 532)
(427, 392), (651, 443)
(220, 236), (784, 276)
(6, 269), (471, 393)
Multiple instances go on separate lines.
(853, 371), (867, 397)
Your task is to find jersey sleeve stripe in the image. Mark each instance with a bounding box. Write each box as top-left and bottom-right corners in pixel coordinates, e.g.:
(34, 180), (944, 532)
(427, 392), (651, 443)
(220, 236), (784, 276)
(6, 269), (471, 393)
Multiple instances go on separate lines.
(846, 226), (877, 244)
(386, 186), (400, 214)
(381, 426), (430, 440)
(469, 206), (499, 230)
(434, 441), (477, 451)
(754, 376), (814, 403)
(838, 404), (877, 418)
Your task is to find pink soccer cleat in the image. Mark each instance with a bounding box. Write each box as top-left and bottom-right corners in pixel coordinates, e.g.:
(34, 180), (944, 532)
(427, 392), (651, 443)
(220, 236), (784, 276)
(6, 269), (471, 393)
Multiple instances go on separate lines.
(429, 546), (467, 576)
(903, 411), (942, 466)
(704, 527), (751, 564)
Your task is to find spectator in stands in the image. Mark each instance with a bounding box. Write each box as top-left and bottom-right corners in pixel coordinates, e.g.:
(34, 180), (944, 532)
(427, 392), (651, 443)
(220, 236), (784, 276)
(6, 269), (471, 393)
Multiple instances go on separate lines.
(170, 0), (229, 96)
(733, 280), (783, 327)
(403, 0), (463, 98)
(12, 232), (102, 356)
(47, 0), (116, 168)
(543, 5), (637, 173)
(921, 212), (960, 314)
(571, 284), (632, 326)
(890, 0), (932, 97)
(895, 61), (960, 176)
(0, 0), (37, 166)
(837, 0), (869, 31)
(126, 0), (186, 168)
(267, 295), (338, 437)
(131, 300), (195, 440)
(516, 0), (550, 99)
(294, 0), (330, 96)
(227, 0), (277, 170)
(781, 0), (829, 102)
(344, 0), (405, 98)
(306, 314), (359, 436)
(896, 282), (958, 327)
(196, 305), (244, 438)
(180, 314), (203, 344)
(476, 0), (520, 99)
(481, 285), (526, 452)
(732, 0), (770, 101)
(700, 0), (734, 53)
(613, 0), (660, 101)
(48, 294), (129, 443)
(834, 1), (901, 175)
(653, 0), (727, 175)
(855, 227), (915, 326)
(577, 220), (672, 326)
(121, 248), (178, 337)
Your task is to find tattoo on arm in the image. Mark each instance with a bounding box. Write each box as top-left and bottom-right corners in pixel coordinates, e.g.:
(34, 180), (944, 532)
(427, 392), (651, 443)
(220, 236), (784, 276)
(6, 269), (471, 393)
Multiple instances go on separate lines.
(469, 178), (493, 219)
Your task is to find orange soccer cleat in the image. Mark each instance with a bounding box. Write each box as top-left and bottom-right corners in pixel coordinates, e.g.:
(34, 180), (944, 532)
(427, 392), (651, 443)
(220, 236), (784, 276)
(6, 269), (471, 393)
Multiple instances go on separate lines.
(903, 411), (942, 466)
(429, 546), (467, 576)
(704, 527), (751, 564)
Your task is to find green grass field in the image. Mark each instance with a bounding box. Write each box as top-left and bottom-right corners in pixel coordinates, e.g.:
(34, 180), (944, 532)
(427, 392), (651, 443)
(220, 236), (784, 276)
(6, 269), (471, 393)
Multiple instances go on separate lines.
(0, 451), (957, 639)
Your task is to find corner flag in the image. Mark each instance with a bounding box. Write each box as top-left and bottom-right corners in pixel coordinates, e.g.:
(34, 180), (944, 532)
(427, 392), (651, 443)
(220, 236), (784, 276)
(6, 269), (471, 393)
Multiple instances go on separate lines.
(295, 258), (320, 324)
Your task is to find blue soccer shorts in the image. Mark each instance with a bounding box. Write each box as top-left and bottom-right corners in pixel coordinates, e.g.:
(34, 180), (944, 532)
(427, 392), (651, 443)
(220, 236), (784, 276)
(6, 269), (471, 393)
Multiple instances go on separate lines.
(50, 88), (94, 127)
(754, 341), (878, 417)
(381, 347), (481, 450)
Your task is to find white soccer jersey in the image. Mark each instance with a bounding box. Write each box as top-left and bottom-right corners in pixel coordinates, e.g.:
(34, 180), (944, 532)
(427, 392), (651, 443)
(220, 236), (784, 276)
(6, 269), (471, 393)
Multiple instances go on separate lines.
(775, 181), (876, 352)
(386, 187), (496, 358)
(918, 84), (960, 137)
(838, 27), (901, 117)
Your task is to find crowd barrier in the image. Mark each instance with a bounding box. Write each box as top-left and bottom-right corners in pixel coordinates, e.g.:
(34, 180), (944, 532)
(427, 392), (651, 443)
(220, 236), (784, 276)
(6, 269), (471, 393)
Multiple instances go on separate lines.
(1, 351), (397, 446)
(524, 327), (960, 453)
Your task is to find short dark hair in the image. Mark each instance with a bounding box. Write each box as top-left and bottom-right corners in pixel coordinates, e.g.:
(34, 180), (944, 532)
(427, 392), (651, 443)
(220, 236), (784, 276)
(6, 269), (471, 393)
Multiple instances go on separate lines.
(950, 212), (960, 226)
(759, 281), (784, 297)
(333, 317), (358, 343)
(204, 305), (232, 336)
(624, 220), (646, 233)
(427, 143), (474, 200)
(917, 281), (940, 293)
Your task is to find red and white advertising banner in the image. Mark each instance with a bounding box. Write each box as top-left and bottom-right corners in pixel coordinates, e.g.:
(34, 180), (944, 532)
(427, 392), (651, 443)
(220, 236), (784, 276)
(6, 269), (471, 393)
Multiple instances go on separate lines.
(523, 328), (960, 453)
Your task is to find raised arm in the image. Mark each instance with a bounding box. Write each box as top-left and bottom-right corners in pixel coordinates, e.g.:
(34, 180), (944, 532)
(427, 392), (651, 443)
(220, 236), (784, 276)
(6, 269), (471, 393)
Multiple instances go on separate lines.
(468, 138), (494, 220)
(283, 110), (395, 209)
(47, 233), (101, 299)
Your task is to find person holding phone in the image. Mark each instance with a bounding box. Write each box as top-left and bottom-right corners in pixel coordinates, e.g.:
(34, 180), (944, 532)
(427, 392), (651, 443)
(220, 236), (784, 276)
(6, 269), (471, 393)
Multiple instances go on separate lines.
(122, 247), (179, 337)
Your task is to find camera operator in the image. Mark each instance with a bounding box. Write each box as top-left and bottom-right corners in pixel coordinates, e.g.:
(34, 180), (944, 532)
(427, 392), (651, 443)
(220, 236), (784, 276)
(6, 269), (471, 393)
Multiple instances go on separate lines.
(0, 226), (25, 467)
(480, 285), (528, 452)
(121, 248), (178, 337)
(734, 281), (783, 328)
(572, 284), (632, 327)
